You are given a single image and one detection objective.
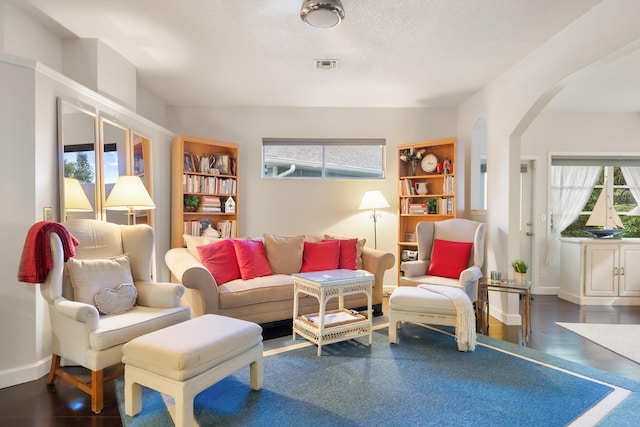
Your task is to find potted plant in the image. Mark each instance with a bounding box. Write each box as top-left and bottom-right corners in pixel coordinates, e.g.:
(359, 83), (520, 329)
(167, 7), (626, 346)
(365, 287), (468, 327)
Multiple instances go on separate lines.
(511, 259), (529, 284)
(427, 198), (438, 214)
(183, 195), (199, 212)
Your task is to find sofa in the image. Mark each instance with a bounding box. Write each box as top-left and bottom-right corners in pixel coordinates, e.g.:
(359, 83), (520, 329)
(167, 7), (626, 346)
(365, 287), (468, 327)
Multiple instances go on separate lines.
(165, 233), (395, 324)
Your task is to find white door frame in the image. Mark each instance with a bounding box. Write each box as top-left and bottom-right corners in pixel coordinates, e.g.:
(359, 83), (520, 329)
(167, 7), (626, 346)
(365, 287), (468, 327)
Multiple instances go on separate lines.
(518, 156), (544, 294)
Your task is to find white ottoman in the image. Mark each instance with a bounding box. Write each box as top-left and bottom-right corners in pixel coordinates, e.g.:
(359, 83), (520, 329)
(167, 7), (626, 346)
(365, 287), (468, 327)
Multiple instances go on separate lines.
(122, 314), (263, 427)
(388, 286), (457, 344)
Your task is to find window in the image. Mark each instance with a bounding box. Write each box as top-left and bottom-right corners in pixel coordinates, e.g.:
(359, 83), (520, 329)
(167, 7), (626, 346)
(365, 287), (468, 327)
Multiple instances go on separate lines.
(63, 143), (119, 184)
(262, 138), (386, 179)
(561, 166), (640, 238)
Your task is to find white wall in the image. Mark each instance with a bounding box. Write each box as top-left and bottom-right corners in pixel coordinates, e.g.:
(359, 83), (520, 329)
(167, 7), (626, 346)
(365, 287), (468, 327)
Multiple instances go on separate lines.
(2, 1), (63, 72)
(521, 111), (640, 292)
(458, 0), (640, 324)
(0, 56), (176, 388)
(167, 106), (458, 287)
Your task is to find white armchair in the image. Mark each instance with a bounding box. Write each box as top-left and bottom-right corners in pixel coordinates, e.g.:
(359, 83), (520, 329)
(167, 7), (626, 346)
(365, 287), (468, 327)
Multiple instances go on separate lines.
(389, 219), (486, 351)
(399, 219), (486, 302)
(40, 219), (191, 413)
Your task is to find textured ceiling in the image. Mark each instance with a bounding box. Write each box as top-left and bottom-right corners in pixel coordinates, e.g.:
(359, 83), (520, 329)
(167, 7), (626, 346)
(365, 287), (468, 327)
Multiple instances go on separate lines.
(16, 0), (634, 111)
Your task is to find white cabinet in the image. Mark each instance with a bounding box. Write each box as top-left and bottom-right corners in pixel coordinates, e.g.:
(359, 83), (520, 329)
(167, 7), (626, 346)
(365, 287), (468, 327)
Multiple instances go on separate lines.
(560, 239), (640, 304)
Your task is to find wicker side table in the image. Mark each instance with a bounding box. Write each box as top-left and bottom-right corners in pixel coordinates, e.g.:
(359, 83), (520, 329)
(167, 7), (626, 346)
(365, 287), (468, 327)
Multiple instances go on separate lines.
(292, 269), (374, 356)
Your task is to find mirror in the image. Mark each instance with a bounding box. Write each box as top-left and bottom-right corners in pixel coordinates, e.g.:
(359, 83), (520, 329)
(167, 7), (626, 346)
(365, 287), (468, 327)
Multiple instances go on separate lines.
(58, 98), (99, 221)
(131, 131), (154, 226)
(58, 98), (154, 226)
(100, 116), (130, 224)
(471, 117), (488, 211)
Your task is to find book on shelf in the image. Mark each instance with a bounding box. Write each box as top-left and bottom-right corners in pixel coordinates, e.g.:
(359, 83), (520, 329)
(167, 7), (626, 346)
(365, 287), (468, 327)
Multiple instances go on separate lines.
(183, 174), (237, 195)
(399, 178), (416, 196)
(443, 176), (455, 195)
(439, 198), (453, 215)
(183, 219), (201, 236)
(216, 220), (237, 238)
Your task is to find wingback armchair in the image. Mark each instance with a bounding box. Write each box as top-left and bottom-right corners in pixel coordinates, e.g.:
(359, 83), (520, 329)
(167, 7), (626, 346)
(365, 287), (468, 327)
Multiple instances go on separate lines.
(40, 219), (191, 413)
(399, 219), (486, 302)
(390, 219), (486, 351)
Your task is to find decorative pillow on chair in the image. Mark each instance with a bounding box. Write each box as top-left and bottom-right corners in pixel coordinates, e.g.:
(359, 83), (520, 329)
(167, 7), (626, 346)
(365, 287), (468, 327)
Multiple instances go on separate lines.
(197, 239), (241, 285)
(233, 239), (273, 280)
(67, 253), (134, 306)
(427, 239), (473, 279)
(301, 240), (340, 272)
(323, 238), (358, 270)
(324, 235), (366, 269)
(263, 234), (305, 274)
(94, 283), (137, 315)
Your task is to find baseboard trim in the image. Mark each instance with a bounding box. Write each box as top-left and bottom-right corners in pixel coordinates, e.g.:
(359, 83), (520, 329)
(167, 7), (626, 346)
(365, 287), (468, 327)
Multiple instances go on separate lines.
(0, 355), (51, 389)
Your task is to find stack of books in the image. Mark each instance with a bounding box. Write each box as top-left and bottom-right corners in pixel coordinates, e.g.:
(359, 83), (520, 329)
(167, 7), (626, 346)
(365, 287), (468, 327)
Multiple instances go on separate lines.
(408, 203), (427, 214)
(199, 196), (221, 213)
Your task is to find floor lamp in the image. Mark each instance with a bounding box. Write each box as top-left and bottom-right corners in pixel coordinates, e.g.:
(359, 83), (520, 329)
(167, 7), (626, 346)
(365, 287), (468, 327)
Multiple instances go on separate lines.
(359, 190), (390, 249)
(104, 175), (155, 225)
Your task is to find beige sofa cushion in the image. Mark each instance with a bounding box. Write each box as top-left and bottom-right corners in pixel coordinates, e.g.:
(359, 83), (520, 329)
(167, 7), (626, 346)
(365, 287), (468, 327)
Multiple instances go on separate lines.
(183, 234), (222, 261)
(263, 234), (305, 274)
(218, 274), (295, 309)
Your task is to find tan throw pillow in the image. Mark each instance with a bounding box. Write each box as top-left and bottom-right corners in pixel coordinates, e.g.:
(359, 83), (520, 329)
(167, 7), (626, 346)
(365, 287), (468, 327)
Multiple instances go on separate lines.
(324, 235), (366, 269)
(67, 254), (134, 306)
(263, 234), (305, 274)
(183, 234), (222, 261)
(94, 283), (137, 315)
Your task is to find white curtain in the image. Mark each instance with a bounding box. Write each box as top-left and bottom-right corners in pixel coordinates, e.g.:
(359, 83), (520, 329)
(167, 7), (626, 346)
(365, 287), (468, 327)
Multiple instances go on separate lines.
(546, 165), (601, 264)
(621, 167), (640, 205)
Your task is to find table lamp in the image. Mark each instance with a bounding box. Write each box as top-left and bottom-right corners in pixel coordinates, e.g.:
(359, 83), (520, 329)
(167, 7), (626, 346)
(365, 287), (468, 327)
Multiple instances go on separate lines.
(359, 190), (390, 249)
(104, 175), (155, 225)
(64, 177), (93, 220)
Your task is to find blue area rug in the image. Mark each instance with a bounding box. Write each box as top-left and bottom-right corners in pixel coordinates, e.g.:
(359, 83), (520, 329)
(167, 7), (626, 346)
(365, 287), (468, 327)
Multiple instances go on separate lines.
(116, 324), (640, 426)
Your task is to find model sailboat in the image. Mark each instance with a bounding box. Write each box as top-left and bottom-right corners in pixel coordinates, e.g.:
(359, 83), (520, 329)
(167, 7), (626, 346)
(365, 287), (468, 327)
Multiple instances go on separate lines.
(583, 184), (626, 238)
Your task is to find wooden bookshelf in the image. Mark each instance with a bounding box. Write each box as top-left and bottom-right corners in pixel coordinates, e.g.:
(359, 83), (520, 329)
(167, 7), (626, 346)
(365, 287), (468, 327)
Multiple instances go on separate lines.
(398, 138), (456, 281)
(171, 135), (239, 248)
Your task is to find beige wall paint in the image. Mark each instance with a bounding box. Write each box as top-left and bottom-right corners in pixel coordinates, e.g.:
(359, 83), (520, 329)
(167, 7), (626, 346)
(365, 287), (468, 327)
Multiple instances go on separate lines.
(166, 105), (458, 286)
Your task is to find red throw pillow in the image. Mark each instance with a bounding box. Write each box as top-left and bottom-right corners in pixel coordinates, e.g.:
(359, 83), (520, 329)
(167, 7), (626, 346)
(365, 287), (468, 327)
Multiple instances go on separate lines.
(196, 240), (241, 285)
(427, 239), (473, 279)
(301, 240), (340, 272)
(232, 239), (273, 280)
(323, 238), (358, 270)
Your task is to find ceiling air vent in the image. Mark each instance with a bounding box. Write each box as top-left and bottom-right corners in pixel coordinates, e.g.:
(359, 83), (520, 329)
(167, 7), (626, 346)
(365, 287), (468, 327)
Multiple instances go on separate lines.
(315, 59), (339, 70)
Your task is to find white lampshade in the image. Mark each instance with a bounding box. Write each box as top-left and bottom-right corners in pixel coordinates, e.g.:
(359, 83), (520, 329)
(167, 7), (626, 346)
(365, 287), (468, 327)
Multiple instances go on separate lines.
(64, 177), (92, 211)
(105, 175), (155, 211)
(628, 205), (640, 216)
(359, 191), (390, 210)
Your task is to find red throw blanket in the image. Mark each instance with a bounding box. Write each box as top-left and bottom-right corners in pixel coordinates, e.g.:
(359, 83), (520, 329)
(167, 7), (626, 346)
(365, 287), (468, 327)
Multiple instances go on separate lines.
(18, 221), (79, 284)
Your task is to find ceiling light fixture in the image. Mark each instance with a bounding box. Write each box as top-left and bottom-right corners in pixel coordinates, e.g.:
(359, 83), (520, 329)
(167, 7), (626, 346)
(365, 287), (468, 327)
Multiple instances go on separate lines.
(300, 0), (345, 28)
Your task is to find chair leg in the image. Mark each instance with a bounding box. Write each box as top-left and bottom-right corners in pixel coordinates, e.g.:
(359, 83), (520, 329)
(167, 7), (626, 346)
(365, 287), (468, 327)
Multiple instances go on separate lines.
(91, 369), (104, 414)
(47, 354), (61, 384)
(45, 354), (106, 414)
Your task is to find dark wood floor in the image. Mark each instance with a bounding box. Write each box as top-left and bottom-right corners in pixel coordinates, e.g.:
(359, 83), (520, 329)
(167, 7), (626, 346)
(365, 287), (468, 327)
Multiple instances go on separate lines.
(1, 295), (639, 427)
